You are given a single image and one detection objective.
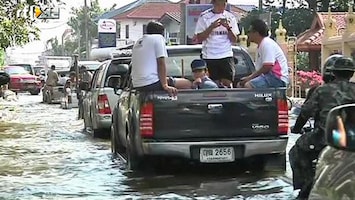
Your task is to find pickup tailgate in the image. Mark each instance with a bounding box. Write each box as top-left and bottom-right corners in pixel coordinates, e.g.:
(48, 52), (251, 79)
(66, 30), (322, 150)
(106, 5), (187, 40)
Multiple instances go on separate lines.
(150, 89), (284, 139)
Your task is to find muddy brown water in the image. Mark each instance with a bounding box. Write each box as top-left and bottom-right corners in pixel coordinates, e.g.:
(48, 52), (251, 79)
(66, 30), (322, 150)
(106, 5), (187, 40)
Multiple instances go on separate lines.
(0, 94), (300, 200)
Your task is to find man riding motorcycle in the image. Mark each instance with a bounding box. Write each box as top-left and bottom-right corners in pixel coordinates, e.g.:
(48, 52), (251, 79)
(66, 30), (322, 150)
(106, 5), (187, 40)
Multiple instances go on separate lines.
(289, 56), (355, 199)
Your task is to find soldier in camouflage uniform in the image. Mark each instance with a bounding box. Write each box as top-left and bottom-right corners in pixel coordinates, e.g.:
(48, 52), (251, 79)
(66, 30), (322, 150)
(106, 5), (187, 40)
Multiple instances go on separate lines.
(289, 56), (355, 199)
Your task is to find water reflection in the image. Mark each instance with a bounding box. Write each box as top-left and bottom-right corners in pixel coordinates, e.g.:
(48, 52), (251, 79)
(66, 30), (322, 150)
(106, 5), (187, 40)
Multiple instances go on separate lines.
(0, 95), (296, 199)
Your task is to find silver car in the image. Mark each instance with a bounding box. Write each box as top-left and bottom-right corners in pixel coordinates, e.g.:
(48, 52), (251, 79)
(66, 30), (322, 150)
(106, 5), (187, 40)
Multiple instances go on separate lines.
(82, 57), (130, 138)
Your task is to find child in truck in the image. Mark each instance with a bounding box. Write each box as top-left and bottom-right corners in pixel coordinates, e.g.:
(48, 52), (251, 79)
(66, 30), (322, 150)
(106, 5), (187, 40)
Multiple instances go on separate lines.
(191, 59), (218, 89)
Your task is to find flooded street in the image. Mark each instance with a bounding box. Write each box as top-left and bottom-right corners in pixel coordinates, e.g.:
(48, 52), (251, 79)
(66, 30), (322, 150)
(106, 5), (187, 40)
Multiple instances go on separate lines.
(0, 94), (300, 200)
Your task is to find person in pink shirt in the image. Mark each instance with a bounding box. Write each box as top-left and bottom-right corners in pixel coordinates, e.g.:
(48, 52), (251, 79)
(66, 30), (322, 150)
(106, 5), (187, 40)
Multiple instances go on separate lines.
(240, 19), (289, 88)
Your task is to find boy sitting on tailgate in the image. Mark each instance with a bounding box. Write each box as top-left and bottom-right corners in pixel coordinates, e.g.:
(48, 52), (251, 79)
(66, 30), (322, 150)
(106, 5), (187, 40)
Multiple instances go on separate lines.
(191, 59), (218, 89)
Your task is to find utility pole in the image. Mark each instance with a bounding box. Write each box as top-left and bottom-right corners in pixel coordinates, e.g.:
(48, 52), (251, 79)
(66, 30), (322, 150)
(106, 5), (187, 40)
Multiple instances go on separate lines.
(78, 27), (81, 60)
(84, 0), (89, 60)
(259, 0), (262, 11)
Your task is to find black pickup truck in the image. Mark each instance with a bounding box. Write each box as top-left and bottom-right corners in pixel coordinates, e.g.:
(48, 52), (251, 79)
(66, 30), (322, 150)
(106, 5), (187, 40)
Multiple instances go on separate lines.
(111, 45), (289, 171)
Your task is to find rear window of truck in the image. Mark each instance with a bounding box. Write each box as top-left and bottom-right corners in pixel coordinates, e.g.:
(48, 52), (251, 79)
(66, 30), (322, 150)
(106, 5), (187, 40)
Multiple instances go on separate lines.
(165, 48), (255, 80)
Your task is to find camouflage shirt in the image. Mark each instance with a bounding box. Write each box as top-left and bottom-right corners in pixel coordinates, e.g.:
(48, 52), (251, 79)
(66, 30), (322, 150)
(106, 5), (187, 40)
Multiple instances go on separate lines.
(300, 80), (355, 137)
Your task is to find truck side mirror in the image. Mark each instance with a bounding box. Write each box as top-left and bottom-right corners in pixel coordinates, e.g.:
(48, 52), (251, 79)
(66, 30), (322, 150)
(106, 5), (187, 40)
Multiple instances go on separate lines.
(325, 103), (355, 151)
(106, 75), (122, 92)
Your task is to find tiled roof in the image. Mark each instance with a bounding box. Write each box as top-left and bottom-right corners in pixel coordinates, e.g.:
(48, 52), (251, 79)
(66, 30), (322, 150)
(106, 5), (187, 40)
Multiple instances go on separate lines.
(96, 0), (145, 20)
(163, 11), (181, 22)
(102, 0), (249, 21)
(125, 2), (180, 19)
(318, 12), (347, 30)
(296, 12), (347, 51)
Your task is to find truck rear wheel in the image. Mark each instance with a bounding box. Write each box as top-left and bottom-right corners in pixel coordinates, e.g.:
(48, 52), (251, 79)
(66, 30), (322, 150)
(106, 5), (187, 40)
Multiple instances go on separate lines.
(246, 153), (286, 172)
(111, 126), (117, 154)
(42, 92), (47, 103)
(262, 153), (286, 172)
(126, 134), (144, 170)
(30, 89), (40, 95)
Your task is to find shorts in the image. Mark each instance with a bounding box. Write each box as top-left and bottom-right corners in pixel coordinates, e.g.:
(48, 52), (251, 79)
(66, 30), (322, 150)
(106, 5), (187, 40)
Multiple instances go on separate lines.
(249, 72), (286, 88)
(204, 57), (235, 82)
(134, 77), (175, 91)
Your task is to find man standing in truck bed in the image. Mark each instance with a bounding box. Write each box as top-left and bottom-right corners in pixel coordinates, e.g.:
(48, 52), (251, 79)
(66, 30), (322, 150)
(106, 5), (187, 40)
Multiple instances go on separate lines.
(194, 0), (239, 87)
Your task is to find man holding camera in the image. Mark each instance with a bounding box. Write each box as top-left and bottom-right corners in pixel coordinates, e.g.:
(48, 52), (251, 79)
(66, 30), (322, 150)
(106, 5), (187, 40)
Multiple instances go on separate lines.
(194, 0), (239, 87)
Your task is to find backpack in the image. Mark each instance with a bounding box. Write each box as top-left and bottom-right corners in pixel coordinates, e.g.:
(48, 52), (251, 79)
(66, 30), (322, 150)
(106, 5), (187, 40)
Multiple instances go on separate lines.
(332, 82), (355, 106)
(0, 71), (10, 86)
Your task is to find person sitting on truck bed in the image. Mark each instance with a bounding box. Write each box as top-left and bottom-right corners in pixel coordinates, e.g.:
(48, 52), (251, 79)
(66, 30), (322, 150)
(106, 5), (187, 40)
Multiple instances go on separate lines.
(191, 59), (218, 89)
(131, 21), (192, 96)
(239, 19), (289, 88)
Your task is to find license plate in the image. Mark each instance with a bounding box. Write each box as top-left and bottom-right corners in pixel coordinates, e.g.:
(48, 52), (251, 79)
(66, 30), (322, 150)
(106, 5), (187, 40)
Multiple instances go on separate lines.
(200, 147), (235, 163)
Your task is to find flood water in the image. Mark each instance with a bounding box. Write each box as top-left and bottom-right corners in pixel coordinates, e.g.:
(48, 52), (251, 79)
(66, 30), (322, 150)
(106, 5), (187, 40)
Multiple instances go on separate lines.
(0, 94), (300, 200)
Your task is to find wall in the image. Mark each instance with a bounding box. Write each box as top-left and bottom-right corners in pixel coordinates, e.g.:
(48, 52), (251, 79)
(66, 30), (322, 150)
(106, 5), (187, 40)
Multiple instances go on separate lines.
(164, 20), (181, 44)
(119, 19), (151, 42)
(164, 20), (180, 36)
(119, 18), (181, 44)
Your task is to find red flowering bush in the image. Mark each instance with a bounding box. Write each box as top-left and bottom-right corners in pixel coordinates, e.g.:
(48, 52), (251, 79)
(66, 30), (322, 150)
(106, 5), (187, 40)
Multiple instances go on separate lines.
(296, 70), (323, 88)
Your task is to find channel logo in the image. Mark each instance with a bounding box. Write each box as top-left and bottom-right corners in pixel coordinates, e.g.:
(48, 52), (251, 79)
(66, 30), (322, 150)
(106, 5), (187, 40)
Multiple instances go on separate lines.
(16, 4), (60, 20)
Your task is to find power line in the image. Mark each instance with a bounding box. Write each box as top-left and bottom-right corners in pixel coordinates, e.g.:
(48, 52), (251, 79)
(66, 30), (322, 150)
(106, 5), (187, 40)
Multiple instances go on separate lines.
(37, 22), (68, 30)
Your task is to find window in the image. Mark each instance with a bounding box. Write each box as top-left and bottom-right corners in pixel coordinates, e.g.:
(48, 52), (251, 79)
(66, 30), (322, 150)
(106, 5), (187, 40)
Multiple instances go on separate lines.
(143, 24), (147, 34)
(5, 67), (29, 75)
(125, 25), (129, 39)
(95, 68), (105, 88)
(90, 70), (100, 89)
(117, 23), (121, 38)
(164, 49), (254, 80)
(169, 32), (178, 38)
(90, 63), (106, 89)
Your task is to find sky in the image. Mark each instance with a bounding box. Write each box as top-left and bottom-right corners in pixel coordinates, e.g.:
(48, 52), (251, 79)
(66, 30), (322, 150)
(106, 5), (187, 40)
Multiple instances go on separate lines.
(8, 0), (260, 63)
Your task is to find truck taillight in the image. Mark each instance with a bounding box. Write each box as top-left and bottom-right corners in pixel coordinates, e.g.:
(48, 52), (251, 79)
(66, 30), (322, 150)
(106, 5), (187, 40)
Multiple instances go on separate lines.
(277, 99), (289, 134)
(98, 94), (111, 114)
(140, 102), (154, 138)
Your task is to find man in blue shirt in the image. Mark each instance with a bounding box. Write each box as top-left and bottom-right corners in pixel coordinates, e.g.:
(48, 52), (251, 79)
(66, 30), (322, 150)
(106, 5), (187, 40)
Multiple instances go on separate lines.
(191, 59), (218, 89)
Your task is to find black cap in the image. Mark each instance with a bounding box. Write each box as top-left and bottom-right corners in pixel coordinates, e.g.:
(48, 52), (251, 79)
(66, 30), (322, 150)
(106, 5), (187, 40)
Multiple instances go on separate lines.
(191, 59), (207, 71)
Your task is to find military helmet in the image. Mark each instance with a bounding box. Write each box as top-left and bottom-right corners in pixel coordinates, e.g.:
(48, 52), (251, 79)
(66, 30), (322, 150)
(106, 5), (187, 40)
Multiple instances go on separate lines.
(331, 57), (355, 71)
(323, 54), (343, 76)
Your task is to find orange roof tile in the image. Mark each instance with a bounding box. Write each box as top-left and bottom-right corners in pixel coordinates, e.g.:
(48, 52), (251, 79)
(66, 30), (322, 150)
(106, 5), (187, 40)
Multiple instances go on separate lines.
(114, 2), (180, 20)
(297, 12), (347, 51)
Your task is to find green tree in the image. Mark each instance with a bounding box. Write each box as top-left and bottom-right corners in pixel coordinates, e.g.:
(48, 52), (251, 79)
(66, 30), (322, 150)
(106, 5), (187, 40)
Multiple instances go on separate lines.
(239, 7), (313, 37)
(0, 0), (41, 50)
(47, 0), (107, 57)
(264, 0), (355, 12)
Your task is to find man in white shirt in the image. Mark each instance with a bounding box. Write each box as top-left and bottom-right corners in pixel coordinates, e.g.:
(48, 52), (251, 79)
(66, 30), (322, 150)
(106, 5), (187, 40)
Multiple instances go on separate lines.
(131, 21), (191, 96)
(194, 0), (239, 87)
(240, 19), (289, 88)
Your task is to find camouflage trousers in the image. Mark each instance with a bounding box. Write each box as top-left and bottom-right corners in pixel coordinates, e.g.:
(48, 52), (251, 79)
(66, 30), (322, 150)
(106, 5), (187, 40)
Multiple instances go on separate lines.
(289, 132), (325, 198)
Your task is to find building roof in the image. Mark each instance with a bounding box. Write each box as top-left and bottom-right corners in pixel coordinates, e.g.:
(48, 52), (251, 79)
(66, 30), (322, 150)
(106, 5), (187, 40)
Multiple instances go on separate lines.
(98, 0), (249, 21)
(159, 11), (181, 23)
(119, 1), (180, 19)
(96, 0), (145, 20)
(296, 12), (347, 52)
(235, 4), (258, 12)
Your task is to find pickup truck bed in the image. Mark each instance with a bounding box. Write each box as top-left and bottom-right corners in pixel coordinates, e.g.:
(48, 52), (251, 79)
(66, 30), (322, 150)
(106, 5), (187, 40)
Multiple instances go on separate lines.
(112, 88), (289, 170)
